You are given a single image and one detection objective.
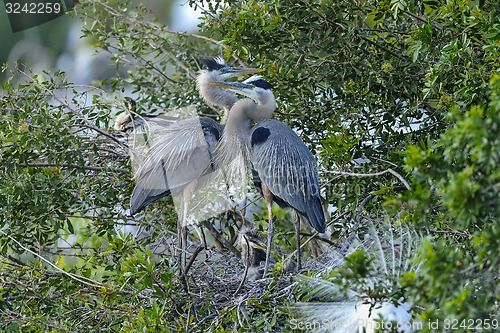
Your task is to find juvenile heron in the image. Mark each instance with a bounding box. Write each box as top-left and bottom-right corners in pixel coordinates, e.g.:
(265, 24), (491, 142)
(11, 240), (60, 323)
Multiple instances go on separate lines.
(238, 227), (297, 281)
(114, 98), (177, 134)
(209, 78), (326, 275)
(114, 98), (178, 166)
(238, 227), (268, 281)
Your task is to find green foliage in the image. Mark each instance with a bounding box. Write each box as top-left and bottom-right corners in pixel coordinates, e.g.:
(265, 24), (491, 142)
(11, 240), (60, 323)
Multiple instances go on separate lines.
(404, 110), (499, 228)
(399, 72), (500, 331)
(1, 0), (499, 331)
(403, 74), (500, 230)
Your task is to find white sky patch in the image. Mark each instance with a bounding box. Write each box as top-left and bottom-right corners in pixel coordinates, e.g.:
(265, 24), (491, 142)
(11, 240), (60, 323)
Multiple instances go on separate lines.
(170, 0), (204, 32)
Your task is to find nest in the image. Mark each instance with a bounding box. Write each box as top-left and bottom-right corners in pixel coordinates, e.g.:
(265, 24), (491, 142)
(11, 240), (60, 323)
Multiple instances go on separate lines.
(181, 246), (299, 305)
(129, 223), (346, 331)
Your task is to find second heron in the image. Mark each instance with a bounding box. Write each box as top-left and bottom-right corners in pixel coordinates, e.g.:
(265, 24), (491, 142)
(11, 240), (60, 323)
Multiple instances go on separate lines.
(210, 77), (326, 275)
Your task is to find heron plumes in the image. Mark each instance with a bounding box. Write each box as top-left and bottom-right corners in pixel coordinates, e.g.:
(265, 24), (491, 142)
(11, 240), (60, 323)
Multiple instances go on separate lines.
(123, 57), (325, 280)
(209, 76), (325, 274)
(294, 219), (421, 333)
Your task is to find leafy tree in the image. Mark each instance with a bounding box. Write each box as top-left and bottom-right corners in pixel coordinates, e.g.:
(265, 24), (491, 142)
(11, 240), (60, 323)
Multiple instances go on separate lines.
(1, 0), (498, 331)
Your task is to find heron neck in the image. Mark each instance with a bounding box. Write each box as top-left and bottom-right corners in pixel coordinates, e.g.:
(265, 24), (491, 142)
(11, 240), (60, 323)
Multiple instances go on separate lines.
(221, 92), (276, 167)
(197, 71), (238, 122)
(226, 91), (276, 129)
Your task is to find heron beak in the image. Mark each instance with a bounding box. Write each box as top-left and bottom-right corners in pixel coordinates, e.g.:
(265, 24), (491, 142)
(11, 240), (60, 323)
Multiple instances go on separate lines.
(208, 81), (252, 91)
(228, 67), (265, 76)
(251, 242), (266, 251)
(208, 81), (250, 90)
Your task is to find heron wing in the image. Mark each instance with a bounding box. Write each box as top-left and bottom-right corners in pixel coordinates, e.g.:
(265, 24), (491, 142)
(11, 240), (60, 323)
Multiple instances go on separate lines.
(130, 117), (222, 214)
(251, 119), (326, 233)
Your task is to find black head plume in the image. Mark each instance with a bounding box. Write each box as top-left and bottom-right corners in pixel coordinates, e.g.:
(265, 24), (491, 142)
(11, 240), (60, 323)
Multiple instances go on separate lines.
(245, 76), (274, 90)
(200, 57), (227, 71)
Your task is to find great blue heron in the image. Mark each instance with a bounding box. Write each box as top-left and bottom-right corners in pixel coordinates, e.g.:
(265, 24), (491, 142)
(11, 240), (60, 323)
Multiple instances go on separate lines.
(209, 79), (326, 275)
(128, 58), (263, 214)
(120, 57), (263, 271)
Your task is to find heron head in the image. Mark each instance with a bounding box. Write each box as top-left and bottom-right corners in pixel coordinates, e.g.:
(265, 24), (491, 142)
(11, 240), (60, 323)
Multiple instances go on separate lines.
(201, 57), (264, 80)
(239, 228), (266, 251)
(114, 98), (137, 131)
(208, 76), (273, 100)
(124, 97), (137, 111)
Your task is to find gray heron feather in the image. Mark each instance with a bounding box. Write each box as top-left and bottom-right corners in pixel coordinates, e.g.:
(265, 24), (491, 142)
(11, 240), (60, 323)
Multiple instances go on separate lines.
(210, 76), (325, 274)
(128, 58), (263, 215)
(250, 119), (325, 233)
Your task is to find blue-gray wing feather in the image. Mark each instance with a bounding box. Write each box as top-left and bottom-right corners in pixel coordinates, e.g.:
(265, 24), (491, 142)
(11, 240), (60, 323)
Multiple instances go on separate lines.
(250, 119), (326, 233)
(130, 117), (222, 214)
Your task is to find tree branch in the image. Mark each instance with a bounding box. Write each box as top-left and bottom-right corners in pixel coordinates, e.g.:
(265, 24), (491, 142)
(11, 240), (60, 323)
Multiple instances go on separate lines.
(94, 1), (197, 80)
(322, 168), (412, 191)
(319, 16), (405, 61)
(403, 9), (442, 31)
(0, 230), (105, 289)
(19, 163), (129, 174)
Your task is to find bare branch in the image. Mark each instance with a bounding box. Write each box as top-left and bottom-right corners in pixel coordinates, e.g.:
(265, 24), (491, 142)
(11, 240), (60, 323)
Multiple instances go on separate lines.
(19, 163), (129, 174)
(323, 168), (412, 191)
(0, 230), (105, 289)
(403, 9), (442, 31)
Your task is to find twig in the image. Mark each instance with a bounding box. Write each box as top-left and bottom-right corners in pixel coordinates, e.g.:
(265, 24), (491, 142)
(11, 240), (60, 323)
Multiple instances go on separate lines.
(284, 211), (349, 266)
(237, 304), (256, 333)
(233, 264), (249, 298)
(234, 235), (252, 298)
(402, 9), (442, 31)
(322, 168), (412, 191)
(0, 230), (105, 289)
(19, 163), (129, 174)
(421, 228), (472, 238)
(281, 231), (336, 246)
(184, 246), (205, 276)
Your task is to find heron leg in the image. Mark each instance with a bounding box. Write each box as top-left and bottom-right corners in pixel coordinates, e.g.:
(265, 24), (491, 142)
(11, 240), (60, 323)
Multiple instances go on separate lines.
(294, 210), (302, 271)
(176, 199), (182, 271)
(262, 186), (274, 277)
(176, 222), (185, 275)
(176, 195), (188, 275)
(181, 198), (189, 269)
(183, 224), (206, 276)
(263, 201), (274, 278)
(176, 201), (189, 293)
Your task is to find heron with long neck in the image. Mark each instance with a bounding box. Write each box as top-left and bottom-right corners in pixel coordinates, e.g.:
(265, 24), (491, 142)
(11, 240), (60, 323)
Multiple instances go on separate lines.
(197, 57), (245, 122)
(128, 58), (263, 215)
(209, 78), (326, 276)
(122, 57), (263, 272)
(213, 77), (276, 190)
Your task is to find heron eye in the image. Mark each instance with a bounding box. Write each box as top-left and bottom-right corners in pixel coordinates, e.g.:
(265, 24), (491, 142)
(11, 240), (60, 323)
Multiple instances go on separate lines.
(251, 85), (255, 88)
